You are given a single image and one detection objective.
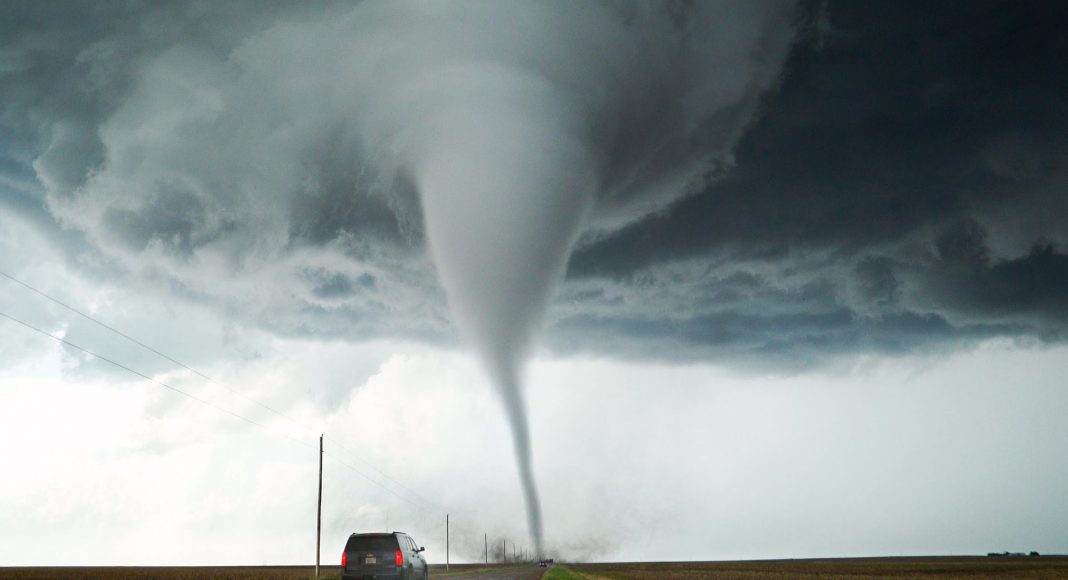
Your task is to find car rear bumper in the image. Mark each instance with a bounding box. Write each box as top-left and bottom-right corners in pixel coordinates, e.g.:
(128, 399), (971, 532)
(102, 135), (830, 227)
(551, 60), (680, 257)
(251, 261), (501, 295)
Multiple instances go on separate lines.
(342, 570), (406, 580)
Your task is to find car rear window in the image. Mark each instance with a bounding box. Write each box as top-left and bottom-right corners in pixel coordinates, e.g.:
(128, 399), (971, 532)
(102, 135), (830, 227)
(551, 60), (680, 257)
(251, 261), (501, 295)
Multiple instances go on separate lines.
(346, 535), (398, 552)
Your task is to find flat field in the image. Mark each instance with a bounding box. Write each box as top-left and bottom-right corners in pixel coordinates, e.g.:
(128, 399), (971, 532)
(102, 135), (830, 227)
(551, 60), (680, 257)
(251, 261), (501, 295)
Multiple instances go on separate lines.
(6, 558), (1068, 580)
(0, 567), (341, 580)
(0, 564), (526, 580)
(565, 556), (1068, 579)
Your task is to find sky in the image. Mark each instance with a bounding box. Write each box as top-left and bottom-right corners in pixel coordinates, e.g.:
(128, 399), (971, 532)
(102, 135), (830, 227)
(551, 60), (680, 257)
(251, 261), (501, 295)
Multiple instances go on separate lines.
(2, 0), (1067, 565)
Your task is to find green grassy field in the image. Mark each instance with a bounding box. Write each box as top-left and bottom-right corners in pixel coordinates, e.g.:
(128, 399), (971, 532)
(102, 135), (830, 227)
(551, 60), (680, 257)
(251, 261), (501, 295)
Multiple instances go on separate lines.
(563, 556), (1068, 579)
(542, 566), (587, 580)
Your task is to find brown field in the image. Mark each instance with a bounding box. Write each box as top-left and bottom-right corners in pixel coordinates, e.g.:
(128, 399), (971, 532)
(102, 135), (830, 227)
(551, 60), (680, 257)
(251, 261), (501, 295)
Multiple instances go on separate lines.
(4, 558), (1068, 580)
(568, 556), (1068, 579)
(0, 564), (518, 580)
(0, 567), (341, 580)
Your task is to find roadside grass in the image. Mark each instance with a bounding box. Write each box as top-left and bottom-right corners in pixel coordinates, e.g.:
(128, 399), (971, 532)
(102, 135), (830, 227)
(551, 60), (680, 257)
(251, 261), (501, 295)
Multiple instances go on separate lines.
(542, 566), (608, 580)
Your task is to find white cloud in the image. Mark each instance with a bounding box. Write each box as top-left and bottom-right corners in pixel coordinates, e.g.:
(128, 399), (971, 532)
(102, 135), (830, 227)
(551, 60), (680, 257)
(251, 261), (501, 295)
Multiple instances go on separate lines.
(2, 333), (1065, 564)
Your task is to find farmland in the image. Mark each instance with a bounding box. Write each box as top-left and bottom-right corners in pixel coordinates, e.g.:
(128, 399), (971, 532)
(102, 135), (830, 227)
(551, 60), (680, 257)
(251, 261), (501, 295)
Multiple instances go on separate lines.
(0, 564), (536, 580)
(0, 567), (342, 580)
(5, 557), (1068, 580)
(563, 556), (1068, 579)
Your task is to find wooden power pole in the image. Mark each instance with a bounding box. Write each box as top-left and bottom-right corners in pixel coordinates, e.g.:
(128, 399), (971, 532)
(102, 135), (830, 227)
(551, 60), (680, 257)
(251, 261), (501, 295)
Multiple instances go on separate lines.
(484, 533), (488, 566)
(446, 513), (450, 572)
(316, 434), (323, 578)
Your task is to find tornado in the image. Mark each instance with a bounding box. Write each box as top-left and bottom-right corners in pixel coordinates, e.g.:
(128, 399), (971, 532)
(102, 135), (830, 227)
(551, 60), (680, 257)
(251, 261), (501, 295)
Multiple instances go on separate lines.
(344, 0), (797, 556)
(413, 86), (596, 554)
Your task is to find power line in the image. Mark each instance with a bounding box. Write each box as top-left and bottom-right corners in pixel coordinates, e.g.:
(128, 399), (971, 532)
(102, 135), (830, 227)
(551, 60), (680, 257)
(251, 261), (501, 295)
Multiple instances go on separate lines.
(324, 449), (440, 513)
(0, 269), (457, 518)
(326, 438), (448, 513)
(0, 309), (311, 449)
(0, 268), (305, 429)
(1, 269), (437, 501)
(0, 307), (453, 516)
(323, 451), (446, 528)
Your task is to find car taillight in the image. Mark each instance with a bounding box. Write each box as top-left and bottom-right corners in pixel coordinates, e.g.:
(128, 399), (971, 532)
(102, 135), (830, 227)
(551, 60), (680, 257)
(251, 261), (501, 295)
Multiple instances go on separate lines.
(395, 548), (403, 567)
(341, 551), (347, 567)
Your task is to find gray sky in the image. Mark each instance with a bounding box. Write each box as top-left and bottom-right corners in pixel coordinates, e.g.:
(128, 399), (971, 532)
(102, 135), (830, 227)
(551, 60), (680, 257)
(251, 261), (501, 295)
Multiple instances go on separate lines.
(1, 0), (1067, 565)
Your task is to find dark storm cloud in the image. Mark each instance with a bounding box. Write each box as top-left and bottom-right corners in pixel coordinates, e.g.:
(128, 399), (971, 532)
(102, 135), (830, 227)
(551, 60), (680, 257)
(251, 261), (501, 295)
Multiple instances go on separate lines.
(1, 0), (447, 342)
(556, 0), (1068, 365)
(570, 0), (1068, 272)
(1, 0), (1066, 368)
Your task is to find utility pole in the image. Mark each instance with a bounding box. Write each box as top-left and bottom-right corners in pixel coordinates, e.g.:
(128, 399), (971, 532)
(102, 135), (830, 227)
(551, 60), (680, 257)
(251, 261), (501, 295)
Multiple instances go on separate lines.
(484, 533), (488, 566)
(316, 434), (323, 578)
(446, 513), (450, 572)
(502, 539), (505, 563)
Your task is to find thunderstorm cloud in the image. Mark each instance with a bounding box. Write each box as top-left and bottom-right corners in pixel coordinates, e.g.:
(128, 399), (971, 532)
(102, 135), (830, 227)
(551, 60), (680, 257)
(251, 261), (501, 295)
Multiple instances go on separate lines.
(1, 0), (1066, 371)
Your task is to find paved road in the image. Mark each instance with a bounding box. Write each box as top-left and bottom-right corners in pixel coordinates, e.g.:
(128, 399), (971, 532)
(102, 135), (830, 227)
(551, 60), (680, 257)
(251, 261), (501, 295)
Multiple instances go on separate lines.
(428, 563), (548, 579)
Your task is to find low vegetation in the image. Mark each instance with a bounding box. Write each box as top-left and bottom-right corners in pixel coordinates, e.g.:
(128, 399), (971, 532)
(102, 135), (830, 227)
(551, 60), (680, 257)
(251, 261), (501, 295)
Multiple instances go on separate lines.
(0, 563), (541, 580)
(542, 566), (595, 580)
(568, 556), (1068, 579)
(0, 567), (340, 580)
(6, 557), (1068, 579)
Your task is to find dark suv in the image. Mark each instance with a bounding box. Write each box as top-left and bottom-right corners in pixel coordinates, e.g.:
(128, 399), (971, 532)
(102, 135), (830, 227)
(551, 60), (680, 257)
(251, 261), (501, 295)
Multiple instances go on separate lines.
(342, 531), (428, 580)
